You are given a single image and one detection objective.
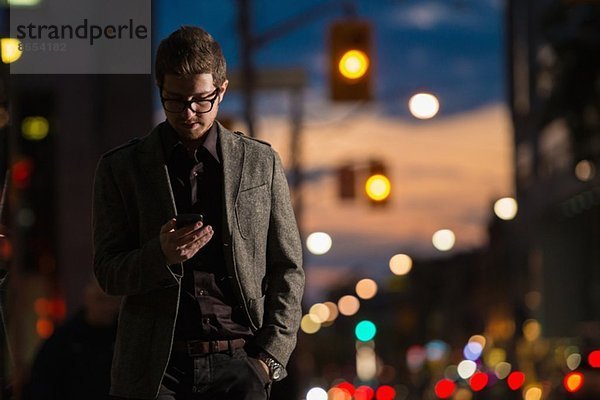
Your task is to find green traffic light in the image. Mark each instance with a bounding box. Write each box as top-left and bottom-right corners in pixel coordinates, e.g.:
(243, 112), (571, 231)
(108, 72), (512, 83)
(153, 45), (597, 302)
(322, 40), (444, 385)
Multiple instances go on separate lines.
(355, 320), (376, 341)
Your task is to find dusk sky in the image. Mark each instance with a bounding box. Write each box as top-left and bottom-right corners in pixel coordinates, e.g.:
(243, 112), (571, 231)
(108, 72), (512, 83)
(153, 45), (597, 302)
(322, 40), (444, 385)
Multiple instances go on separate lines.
(155, 0), (512, 302)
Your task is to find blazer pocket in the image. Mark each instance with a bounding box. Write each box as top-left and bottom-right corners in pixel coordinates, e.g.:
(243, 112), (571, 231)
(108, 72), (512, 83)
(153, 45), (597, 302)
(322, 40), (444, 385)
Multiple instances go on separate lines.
(235, 183), (269, 240)
(247, 295), (265, 328)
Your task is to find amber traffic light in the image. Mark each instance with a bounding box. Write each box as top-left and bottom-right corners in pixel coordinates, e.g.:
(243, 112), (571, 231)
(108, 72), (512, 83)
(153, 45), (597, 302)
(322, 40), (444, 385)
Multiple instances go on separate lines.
(329, 20), (373, 101)
(365, 160), (390, 205)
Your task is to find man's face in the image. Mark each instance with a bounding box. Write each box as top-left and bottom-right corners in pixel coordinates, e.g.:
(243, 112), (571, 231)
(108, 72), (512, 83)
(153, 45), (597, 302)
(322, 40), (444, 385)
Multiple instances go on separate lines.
(161, 73), (228, 144)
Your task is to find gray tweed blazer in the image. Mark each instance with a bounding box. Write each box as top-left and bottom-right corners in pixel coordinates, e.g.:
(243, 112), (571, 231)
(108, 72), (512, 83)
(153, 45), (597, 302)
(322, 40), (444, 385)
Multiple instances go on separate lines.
(92, 121), (304, 399)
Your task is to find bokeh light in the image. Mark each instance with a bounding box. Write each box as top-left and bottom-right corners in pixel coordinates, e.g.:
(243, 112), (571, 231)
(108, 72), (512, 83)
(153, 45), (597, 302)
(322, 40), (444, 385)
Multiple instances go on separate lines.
(338, 295), (360, 316)
(328, 387), (352, 400)
(523, 385), (543, 400)
(1, 38), (23, 64)
(306, 387), (328, 400)
(468, 335), (486, 347)
(36, 318), (54, 338)
(339, 49), (369, 80)
(389, 253), (412, 275)
(406, 345), (427, 372)
(453, 388), (473, 400)
(306, 232), (332, 255)
(408, 92), (440, 119)
(507, 371), (525, 390)
(355, 320), (377, 342)
(494, 362), (512, 379)
(375, 385), (395, 400)
(457, 360), (477, 379)
(300, 314), (320, 334)
(335, 382), (355, 397)
(354, 385), (374, 400)
(494, 197), (518, 220)
(365, 174), (391, 202)
(463, 342), (483, 360)
(564, 372), (584, 393)
(426, 340), (449, 362)
(522, 319), (541, 342)
(566, 353), (581, 370)
(432, 229), (455, 251)
(21, 116), (50, 141)
(323, 301), (339, 322)
(434, 379), (456, 399)
(575, 160), (595, 182)
(309, 303), (330, 323)
(588, 350), (600, 368)
(356, 278), (378, 300)
(469, 372), (489, 392)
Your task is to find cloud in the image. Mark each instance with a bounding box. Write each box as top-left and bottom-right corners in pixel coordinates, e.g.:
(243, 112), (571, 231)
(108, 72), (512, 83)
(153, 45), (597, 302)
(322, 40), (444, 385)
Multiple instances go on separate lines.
(386, 2), (489, 31)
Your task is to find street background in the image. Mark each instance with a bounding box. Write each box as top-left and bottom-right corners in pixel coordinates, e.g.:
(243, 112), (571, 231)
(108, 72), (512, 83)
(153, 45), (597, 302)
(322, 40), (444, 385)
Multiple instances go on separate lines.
(1, 0), (599, 399)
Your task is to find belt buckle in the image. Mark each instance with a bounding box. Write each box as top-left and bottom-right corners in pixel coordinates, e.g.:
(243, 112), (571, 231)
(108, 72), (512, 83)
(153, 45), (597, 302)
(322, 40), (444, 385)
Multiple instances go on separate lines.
(210, 340), (220, 353)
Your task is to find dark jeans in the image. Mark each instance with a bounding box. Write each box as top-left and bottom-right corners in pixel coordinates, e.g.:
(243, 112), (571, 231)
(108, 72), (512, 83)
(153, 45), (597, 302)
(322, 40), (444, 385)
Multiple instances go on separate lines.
(111, 348), (271, 400)
(156, 348), (271, 400)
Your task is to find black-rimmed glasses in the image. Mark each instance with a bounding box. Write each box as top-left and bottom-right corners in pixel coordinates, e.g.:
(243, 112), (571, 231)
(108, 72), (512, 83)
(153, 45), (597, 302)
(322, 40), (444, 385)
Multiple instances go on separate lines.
(160, 88), (220, 114)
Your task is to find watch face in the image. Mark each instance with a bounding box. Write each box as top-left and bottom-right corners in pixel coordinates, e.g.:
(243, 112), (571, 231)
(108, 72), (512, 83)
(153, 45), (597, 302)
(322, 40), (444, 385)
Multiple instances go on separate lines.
(272, 368), (282, 381)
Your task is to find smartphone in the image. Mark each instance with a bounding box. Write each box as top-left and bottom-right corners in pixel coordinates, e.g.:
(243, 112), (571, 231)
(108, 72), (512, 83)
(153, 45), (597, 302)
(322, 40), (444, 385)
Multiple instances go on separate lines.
(175, 213), (204, 229)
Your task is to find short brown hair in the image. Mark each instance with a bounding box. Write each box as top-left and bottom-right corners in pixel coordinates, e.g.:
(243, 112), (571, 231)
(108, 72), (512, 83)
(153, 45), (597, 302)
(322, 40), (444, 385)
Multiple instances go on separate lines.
(155, 26), (227, 88)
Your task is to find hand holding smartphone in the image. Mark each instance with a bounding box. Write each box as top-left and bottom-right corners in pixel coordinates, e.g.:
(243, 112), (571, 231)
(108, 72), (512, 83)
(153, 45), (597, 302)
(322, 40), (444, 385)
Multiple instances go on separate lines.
(175, 213), (204, 229)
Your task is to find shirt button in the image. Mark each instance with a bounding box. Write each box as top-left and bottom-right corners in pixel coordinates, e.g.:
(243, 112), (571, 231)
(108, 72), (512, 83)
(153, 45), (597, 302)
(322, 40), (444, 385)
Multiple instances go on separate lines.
(202, 318), (210, 324)
(197, 289), (207, 296)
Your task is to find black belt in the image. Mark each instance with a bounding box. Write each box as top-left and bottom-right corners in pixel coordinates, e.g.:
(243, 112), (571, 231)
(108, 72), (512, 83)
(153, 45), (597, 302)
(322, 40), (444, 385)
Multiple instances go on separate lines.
(172, 338), (246, 356)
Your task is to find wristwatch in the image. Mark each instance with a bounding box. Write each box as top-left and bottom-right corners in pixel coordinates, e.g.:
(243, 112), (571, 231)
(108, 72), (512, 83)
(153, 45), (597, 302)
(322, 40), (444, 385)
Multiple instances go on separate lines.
(258, 353), (284, 381)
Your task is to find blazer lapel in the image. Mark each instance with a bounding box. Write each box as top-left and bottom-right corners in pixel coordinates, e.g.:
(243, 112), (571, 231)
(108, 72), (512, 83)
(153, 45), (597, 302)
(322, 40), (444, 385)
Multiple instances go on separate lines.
(218, 122), (245, 239)
(137, 124), (178, 228)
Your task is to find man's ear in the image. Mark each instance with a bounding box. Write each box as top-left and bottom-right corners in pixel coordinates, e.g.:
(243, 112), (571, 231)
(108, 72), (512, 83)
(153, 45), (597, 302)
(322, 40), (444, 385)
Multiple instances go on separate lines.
(218, 80), (229, 102)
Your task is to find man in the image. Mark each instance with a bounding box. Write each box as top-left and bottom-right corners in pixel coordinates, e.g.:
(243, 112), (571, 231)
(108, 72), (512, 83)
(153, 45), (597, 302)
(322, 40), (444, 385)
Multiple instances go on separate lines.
(93, 26), (304, 400)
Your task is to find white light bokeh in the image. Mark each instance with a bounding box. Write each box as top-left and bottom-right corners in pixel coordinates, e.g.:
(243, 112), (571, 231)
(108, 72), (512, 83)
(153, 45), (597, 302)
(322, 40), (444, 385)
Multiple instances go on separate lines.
(389, 253), (413, 275)
(457, 360), (477, 379)
(432, 229), (455, 251)
(494, 197), (518, 220)
(408, 93), (440, 119)
(306, 387), (328, 400)
(306, 232), (332, 255)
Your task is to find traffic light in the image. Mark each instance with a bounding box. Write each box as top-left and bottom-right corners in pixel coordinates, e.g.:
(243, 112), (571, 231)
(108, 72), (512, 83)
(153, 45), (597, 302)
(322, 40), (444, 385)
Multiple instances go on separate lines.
(337, 164), (356, 199)
(328, 20), (373, 101)
(364, 160), (391, 205)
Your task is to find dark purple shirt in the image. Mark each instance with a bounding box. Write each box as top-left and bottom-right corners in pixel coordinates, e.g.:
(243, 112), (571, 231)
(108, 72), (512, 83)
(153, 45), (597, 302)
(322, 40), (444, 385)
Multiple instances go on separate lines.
(161, 122), (252, 341)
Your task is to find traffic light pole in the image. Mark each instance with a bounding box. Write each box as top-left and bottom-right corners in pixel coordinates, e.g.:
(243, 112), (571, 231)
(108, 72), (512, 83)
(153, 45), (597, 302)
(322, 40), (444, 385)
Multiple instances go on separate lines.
(235, 0), (357, 243)
(236, 0), (356, 138)
(237, 0), (257, 138)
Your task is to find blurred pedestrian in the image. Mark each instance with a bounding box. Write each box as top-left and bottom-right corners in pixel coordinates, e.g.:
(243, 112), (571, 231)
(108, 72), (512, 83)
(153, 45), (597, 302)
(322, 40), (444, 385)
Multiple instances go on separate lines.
(93, 26), (304, 400)
(23, 280), (120, 400)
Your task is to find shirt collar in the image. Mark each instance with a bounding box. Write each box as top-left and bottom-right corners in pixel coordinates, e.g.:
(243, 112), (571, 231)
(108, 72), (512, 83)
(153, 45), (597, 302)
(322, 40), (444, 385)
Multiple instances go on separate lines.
(161, 121), (220, 163)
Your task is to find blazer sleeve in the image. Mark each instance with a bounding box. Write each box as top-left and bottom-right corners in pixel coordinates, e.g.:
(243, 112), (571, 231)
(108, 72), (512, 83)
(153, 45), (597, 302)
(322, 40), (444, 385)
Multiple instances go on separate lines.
(92, 156), (180, 296)
(253, 151), (305, 369)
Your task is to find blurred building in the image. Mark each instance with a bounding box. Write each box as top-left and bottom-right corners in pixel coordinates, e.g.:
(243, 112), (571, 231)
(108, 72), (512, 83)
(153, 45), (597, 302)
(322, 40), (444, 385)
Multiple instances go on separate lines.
(507, 0), (600, 339)
(5, 72), (152, 396)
